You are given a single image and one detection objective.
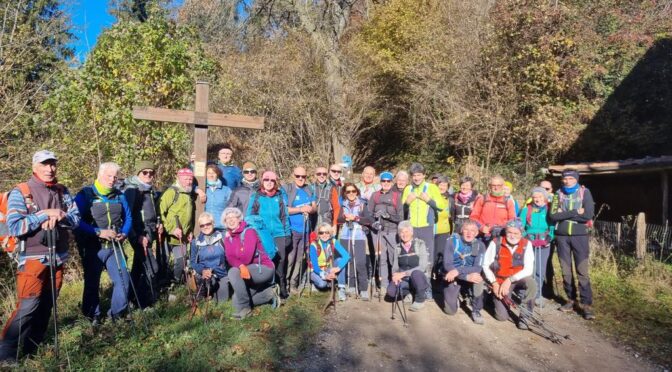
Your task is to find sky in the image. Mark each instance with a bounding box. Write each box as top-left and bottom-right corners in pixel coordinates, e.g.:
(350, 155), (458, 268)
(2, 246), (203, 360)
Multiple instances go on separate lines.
(69, 1), (116, 62)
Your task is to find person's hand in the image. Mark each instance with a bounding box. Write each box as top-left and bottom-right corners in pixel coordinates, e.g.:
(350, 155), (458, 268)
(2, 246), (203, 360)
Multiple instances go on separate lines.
(172, 228), (183, 240)
(140, 235), (149, 249)
(196, 188), (206, 203)
(202, 269), (212, 280)
(239, 264), (251, 279)
(345, 214), (355, 222)
(157, 224), (164, 235)
(187, 233), (193, 242)
(482, 225), (491, 234)
(326, 268), (339, 281)
(115, 233), (126, 242)
(577, 207), (585, 215)
(491, 282), (501, 299)
(466, 272), (483, 284)
(98, 229), (117, 241)
(420, 192), (430, 202)
(444, 269), (459, 282)
(41, 216), (58, 230)
(301, 205), (312, 213)
(498, 278), (511, 298)
(43, 208), (66, 220)
(406, 193), (417, 203)
(392, 272), (405, 285)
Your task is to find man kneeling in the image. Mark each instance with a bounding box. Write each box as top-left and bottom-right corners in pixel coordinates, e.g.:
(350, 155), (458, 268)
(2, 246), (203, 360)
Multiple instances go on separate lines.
(386, 221), (430, 312)
(483, 219), (536, 330)
(309, 223), (351, 301)
(442, 220), (487, 324)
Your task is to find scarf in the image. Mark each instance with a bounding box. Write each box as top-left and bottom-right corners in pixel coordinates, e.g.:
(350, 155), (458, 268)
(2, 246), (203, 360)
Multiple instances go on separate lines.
(457, 190), (473, 204)
(561, 183), (580, 195)
(242, 178), (259, 189)
(94, 179), (113, 196)
(32, 173), (57, 188)
(260, 188), (277, 197)
(206, 179), (221, 188)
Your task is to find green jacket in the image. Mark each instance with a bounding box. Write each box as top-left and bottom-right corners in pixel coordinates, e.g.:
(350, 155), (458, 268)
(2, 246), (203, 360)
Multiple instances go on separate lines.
(401, 181), (447, 228)
(519, 203), (554, 241)
(159, 182), (196, 245)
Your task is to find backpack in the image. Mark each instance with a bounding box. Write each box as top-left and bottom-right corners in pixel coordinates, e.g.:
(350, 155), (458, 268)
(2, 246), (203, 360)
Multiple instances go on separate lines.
(557, 185), (593, 229)
(0, 183), (32, 254)
(372, 190), (400, 211)
(307, 239), (335, 271)
(242, 214), (278, 259)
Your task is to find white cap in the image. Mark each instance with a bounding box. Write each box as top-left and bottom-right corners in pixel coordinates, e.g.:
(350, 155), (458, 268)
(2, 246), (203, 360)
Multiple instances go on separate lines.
(32, 150), (57, 164)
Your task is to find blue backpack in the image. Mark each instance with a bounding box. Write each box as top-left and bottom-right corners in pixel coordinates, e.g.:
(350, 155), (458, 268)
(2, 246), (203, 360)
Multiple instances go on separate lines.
(243, 214), (278, 259)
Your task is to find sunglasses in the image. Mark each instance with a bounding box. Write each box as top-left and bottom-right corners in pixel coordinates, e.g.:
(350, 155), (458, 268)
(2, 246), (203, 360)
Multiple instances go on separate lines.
(318, 231), (331, 235)
(262, 178), (276, 182)
(490, 184), (504, 187)
(330, 169), (342, 174)
(315, 172), (327, 176)
(243, 169), (257, 174)
(345, 190), (357, 194)
(294, 174), (307, 179)
(380, 180), (392, 183)
(141, 170), (155, 176)
(199, 222), (213, 228)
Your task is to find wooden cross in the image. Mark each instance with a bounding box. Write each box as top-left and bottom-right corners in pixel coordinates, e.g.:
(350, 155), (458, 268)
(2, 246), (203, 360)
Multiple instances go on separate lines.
(132, 81), (264, 234)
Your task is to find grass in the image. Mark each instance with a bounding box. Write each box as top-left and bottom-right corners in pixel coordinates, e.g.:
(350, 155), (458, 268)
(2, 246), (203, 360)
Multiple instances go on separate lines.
(551, 238), (672, 367)
(0, 244), (325, 371)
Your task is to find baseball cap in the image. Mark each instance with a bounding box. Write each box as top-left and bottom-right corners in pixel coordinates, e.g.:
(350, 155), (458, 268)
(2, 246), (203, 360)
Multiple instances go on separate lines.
(32, 150), (57, 164)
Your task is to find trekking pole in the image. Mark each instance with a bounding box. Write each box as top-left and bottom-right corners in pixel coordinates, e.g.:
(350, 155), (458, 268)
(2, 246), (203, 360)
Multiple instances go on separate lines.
(299, 214), (311, 298)
(391, 282), (408, 327)
(111, 233), (149, 332)
(322, 279), (337, 314)
(47, 228), (59, 356)
(351, 225), (360, 298)
(204, 279), (211, 324)
(536, 245), (543, 309)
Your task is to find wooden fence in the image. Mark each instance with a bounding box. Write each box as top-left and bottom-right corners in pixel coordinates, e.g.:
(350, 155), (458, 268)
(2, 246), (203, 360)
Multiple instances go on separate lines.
(593, 213), (672, 262)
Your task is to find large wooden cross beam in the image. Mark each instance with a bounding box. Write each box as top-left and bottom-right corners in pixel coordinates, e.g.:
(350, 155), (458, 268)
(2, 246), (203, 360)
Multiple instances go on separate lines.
(133, 81), (264, 234)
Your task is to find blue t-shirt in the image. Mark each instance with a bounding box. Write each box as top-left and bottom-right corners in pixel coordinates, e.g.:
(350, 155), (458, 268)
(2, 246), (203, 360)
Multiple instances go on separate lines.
(289, 188), (314, 233)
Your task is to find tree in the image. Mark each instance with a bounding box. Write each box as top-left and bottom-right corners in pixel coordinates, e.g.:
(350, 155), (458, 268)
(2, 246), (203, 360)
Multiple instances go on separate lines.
(42, 17), (218, 187)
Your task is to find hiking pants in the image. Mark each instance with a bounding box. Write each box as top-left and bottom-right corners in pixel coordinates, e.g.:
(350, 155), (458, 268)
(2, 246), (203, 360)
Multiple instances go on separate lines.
(442, 279), (484, 315)
(0, 260), (63, 361)
(414, 226), (434, 273)
(228, 265), (275, 312)
(169, 244), (188, 284)
(386, 270), (429, 302)
(533, 245), (551, 300)
(130, 239), (159, 308)
(372, 231), (397, 289)
(273, 236), (291, 291)
(493, 276), (536, 321)
(196, 276), (230, 303)
(82, 245), (130, 319)
(310, 258), (348, 289)
(434, 233), (450, 264)
(288, 231), (309, 289)
(340, 238), (368, 292)
(556, 235), (593, 305)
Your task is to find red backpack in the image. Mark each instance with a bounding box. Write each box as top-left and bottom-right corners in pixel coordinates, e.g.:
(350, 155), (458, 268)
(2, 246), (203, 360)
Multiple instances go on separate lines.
(0, 183), (32, 254)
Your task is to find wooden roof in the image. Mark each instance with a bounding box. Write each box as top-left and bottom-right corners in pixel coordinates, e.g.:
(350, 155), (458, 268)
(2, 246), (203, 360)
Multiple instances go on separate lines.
(548, 156), (672, 176)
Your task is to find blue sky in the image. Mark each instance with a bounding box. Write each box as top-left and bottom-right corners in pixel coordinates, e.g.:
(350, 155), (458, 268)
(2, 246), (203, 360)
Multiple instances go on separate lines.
(69, 1), (116, 61)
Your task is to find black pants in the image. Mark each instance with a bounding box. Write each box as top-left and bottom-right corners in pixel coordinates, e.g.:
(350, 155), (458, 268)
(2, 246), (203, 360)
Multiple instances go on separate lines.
(556, 235), (593, 305)
(386, 270), (429, 302)
(130, 239), (159, 308)
(274, 236), (291, 292)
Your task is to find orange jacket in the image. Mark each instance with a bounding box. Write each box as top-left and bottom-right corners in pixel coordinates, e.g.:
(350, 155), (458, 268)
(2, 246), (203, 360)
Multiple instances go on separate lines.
(493, 237), (527, 284)
(469, 194), (516, 233)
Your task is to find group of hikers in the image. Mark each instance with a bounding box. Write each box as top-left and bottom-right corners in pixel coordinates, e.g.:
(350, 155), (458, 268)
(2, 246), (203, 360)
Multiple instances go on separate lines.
(0, 146), (596, 362)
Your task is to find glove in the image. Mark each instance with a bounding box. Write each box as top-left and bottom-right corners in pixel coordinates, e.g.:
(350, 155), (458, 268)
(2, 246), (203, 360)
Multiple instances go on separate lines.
(239, 264), (251, 280)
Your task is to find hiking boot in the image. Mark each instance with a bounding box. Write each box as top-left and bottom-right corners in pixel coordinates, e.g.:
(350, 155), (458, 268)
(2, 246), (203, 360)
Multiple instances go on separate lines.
(90, 316), (102, 327)
(583, 305), (596, 320)
(271, 291), (280, 310)
(409, 301), (425, 312)
(425, 288), (434, 302)
(534, 297), (545, 307)
(517, 318), (529, 330)
(559, 300), (575, 313)
(403, 294), (412, 304)
(471, 310), (484, 325)
(338, 287), (347, 301)
(279, 286), (289, 300)
(233, 308), (252, 320)
(359, 291), (370, 301)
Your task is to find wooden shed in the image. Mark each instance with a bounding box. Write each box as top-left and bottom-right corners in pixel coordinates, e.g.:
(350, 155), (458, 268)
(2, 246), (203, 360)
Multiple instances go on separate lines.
(548, 156), (672, 225)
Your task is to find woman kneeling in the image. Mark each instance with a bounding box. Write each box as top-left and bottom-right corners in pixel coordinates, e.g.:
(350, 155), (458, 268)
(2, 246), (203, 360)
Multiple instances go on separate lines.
(310, 223), (351, 301)
(190, 212), (229, 302)
(222, 207), (278, 319)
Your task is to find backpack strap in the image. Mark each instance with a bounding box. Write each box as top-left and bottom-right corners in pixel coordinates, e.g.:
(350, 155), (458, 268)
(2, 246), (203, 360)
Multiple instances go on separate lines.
(525, 203), (534, 226)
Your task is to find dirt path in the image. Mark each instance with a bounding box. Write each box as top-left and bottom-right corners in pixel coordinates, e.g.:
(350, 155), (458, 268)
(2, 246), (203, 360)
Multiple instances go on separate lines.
(293, 296), (659, 371)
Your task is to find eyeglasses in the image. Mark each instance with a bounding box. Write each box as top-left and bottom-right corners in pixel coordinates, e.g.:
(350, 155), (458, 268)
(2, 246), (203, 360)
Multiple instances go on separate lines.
(490, 184), (504, 187)
(315, 172), (327, 177)
(318, 231), (331, 235)
(330, 169), (342, 174)
(199, 222), (213, 228)
(294, 174), (307, 179)
(544, 188), (552, 191)
(345, 190), (357, 194)
(243, 169), (257, 174)
(380, 180), (392, 183)
(141, 170), (155, 176)
(262, 179), (276, 182)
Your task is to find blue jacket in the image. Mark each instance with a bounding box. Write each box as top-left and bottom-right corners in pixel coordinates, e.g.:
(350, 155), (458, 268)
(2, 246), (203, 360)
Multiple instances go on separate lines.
(309, 238), (350, 277)
(246, 189), (291, 238)
(190, 231), (227, 278)
(204, 179), (232, 230)
(74, 184), (132, 238)
(216, 163), (242, 189)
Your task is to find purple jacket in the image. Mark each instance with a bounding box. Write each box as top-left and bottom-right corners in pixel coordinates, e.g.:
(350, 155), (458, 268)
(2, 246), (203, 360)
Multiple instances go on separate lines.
(224, 221), (274, 269)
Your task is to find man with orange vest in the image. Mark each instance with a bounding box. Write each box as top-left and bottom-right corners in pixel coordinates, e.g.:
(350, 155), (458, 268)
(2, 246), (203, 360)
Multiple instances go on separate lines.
(469, 175), (516, 243)
(482, 219), (536, 330)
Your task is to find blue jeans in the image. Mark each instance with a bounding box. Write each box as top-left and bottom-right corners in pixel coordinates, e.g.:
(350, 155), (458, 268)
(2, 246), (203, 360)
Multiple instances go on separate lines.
(310, 259), (347, 289)
(82, 244), (130, 318)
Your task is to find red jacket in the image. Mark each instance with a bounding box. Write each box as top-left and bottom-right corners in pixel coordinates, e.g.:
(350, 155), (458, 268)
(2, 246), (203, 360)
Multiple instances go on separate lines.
(469, 194), (516, 233)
